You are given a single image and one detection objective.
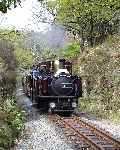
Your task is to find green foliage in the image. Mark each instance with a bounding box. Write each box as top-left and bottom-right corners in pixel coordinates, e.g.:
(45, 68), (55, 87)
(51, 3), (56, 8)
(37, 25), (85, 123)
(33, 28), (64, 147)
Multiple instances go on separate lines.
(0, 0), (43, 13)
(0, 30), (35, 70)
(0, 39), (17, 97)
(40, 48), (57, 60)
(0, 97), (25, 149)
(0, 30), (26, 49)
(14, 48), (34, 70)
(0, 125), (13, 149)
(7, 106), (24, 137)
(0, 0), (21, 13)
(43, 0), (120, 122)
(58, 42), (80, 58)
(78, 35), (120, 121)
(0, 30), (32, 149)
(46, 0), (120, 46)
(79, 98), (120, 123)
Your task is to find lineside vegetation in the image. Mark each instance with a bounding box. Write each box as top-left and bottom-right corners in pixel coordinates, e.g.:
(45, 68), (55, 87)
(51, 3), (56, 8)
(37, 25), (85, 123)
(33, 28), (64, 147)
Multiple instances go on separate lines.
(43, 0), (120, 122)
(0, 30), (35, 149)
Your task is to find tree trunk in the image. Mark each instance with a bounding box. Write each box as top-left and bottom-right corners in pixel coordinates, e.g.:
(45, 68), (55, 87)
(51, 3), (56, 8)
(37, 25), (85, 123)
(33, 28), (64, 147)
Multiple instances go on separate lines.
(89, 10), (94, 47)
(79, 30), (85, 52)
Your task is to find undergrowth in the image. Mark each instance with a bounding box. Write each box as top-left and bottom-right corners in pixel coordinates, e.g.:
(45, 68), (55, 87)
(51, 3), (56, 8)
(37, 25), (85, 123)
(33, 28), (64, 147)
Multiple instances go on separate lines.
(78, 98), (120, 124)
(0, 97), (25, 150)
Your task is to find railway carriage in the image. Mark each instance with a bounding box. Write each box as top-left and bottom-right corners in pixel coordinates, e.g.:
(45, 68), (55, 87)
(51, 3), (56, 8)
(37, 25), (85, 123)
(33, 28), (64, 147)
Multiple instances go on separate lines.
(22, 59), (82, 114)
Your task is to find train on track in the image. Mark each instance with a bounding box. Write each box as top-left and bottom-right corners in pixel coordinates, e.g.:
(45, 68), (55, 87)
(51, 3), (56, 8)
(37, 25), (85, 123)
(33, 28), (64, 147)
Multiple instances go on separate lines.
(22, 59), (82, 114)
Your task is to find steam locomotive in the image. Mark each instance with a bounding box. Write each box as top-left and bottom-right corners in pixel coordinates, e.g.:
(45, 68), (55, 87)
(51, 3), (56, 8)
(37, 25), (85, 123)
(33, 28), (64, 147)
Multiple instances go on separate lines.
(22, 59), (82, 114)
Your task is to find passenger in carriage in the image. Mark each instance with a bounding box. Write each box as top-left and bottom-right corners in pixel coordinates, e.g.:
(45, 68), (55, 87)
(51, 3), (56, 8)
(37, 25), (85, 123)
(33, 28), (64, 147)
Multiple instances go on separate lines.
(31, 65), (40, 80)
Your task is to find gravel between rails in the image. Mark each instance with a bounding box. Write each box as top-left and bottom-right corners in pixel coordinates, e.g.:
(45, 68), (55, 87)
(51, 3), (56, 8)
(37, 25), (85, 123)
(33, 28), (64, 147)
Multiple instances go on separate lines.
(77, 112), (120, 141)
(13, 88), (74, 150)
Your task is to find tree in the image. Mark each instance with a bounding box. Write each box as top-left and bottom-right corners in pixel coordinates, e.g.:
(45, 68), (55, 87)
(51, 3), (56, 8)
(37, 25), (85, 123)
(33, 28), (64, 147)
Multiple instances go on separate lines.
(45, 0), (120, 48)
(40, 49), (56, 60)
(0, 39), (17, 96)
(0, 30), (35, 98)
(58, 42), (80, 58)
(0, 0), (21, 13)
(0, 0), (43, 13)
(0, 30), (35, 69)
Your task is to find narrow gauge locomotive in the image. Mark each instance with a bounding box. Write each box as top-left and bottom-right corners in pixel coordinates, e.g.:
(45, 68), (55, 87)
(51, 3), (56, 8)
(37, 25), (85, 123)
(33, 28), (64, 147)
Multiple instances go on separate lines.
(22, 59), (82, 114)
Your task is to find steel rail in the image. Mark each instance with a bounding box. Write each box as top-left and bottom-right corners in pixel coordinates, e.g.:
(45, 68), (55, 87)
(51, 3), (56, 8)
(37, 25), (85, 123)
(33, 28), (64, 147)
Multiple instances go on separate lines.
(54, 115), (105, 150)
(49, 114), (120, 150)
(75, 116), (120, 148)
(48, 115), (90, 149)
(61, 117), (105, 150)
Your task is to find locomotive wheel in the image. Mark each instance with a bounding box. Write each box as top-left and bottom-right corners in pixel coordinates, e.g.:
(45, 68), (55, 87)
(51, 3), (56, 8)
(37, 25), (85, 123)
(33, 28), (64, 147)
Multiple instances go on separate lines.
(35, 97), (41, 109)
(36, 98), (49, 112)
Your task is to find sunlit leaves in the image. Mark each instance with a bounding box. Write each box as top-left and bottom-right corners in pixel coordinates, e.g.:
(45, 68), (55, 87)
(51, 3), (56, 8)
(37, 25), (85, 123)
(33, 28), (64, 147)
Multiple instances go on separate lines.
(59, 42), (80, 58)
(46, 0), (120, 46)
(40, 49), (56, 60)
(14, 48), (34, 69)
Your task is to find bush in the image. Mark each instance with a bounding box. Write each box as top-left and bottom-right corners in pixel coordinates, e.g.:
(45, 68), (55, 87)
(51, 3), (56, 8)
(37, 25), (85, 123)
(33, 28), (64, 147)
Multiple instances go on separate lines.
(79, 97), (120, 124)
(0, 97), (25, 150)
(0, 124), (13, 149)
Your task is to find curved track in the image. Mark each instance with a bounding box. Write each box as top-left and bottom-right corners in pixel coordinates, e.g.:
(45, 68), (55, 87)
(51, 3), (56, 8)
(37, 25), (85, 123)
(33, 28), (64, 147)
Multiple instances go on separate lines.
(49, 114), (120, 150)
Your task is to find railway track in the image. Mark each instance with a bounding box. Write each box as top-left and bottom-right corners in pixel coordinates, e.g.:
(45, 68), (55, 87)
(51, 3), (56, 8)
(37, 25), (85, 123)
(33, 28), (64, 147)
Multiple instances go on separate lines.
(49, 114), (120, 150)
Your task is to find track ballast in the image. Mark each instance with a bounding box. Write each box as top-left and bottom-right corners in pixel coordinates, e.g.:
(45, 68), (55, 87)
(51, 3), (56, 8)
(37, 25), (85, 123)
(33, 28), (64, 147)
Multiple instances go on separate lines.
(49, 114), (120, 150)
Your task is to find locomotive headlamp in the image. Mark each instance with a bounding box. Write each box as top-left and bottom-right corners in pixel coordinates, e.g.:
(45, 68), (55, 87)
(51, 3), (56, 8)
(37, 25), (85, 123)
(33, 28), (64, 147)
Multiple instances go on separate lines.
(72, 102), (77, 108)
(68, 99), (70, 102)
(50, 102), (56, 108)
